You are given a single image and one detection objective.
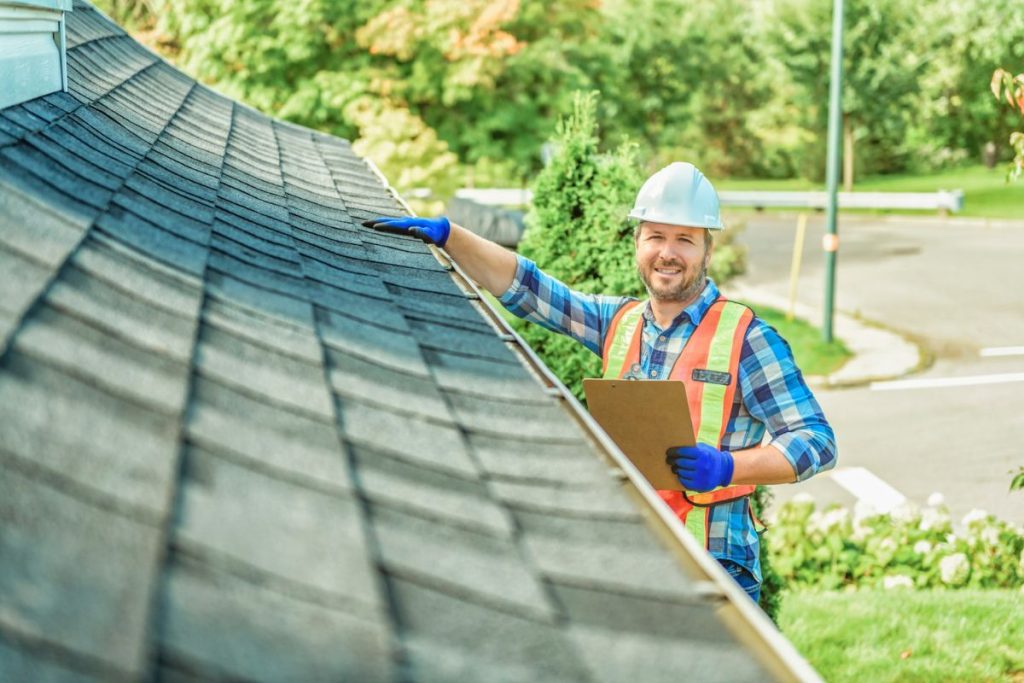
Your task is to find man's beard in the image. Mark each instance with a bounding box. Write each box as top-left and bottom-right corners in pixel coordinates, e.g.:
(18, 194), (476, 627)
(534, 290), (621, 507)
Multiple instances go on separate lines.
(637, 258), (708, 304)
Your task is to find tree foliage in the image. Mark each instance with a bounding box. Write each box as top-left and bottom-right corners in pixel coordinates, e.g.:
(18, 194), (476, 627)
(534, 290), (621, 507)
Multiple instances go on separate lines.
(991, 68), (1024, 181)
(94, 0), (1024, 192)
(345, 96), (461, 214)
(1011, 466), (1024, 492)
(751, 485), (783, 622)
(765, 0), (928, 179)
(918, 0), (1024, 169)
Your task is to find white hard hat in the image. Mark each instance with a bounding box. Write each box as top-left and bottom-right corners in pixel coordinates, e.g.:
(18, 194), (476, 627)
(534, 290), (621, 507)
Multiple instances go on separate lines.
(628, 162), (724, 230)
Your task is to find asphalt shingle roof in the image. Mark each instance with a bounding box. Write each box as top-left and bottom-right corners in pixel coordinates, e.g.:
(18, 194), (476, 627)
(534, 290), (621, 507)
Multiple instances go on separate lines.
(0, 3), (805, 681)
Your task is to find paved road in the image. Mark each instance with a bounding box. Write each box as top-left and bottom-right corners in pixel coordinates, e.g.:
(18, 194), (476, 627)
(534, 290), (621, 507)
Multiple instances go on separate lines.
(730, 213), (1024, 525)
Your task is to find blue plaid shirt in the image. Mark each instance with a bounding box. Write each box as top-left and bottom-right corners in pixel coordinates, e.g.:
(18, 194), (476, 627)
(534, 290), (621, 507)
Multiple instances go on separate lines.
(500, 255), (837, 582)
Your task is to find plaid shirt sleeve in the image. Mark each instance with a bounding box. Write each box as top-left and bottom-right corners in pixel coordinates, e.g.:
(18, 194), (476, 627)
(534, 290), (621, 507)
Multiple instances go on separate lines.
(738, 318), (838, 481)
(498, 255), (631, 356)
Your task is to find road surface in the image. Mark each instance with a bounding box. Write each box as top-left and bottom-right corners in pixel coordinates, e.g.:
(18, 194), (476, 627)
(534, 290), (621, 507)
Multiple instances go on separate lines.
(732, 213), (1024, 526)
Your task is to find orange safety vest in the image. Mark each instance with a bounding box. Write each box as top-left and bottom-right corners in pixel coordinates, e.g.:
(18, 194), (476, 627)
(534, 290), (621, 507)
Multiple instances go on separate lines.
(601, 297), (755, 548)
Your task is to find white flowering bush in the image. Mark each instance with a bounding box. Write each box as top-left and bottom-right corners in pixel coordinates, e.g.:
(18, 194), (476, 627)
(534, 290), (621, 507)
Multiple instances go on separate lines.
(767, 493), (1024, 591)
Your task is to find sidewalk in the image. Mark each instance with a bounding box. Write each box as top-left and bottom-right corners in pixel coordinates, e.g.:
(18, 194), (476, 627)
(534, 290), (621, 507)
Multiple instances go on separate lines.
(723, 283), (922, 388)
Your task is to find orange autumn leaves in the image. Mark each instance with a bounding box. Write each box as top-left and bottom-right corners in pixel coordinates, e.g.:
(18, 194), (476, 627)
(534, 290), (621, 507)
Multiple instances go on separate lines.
(991, 68), (1024, 180)
(357, 0), (525, 62)
(991, 68), (1024, 114)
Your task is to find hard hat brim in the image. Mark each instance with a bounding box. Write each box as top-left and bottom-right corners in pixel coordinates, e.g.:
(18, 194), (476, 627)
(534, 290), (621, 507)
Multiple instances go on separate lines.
(627, 209), (725, 231)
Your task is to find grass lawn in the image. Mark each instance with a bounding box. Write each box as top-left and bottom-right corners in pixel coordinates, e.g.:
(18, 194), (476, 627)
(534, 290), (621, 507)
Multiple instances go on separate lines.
(779, 589), (1024, 683)
(717, 164), (1024, 219)
(744, 305), (851, 377)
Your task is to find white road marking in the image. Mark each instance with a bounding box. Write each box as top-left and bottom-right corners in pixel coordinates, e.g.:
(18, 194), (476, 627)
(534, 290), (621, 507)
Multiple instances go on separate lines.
(829, 467), (907, 513)
(870, 372), (1024, 391)
(980, 346), (1024, 357)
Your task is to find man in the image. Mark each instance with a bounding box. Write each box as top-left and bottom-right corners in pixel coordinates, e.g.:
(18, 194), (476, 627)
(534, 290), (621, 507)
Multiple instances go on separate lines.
(363, 162), (837, 601)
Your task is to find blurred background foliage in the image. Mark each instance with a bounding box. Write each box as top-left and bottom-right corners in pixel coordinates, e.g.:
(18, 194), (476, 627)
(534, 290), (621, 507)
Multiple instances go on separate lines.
(97, 0), (1024, 200)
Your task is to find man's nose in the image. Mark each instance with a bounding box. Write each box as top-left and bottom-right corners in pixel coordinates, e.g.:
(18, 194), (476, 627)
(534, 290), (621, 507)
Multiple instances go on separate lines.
(659, 242), (682, 261)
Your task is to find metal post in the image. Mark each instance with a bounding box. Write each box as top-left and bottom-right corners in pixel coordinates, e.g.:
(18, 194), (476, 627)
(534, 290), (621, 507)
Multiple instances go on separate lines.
(787, 213), (808, 322)
(823, 0), (844, 343)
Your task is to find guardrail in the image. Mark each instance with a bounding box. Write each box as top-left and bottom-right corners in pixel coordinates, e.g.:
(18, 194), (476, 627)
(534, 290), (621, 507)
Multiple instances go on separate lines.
(442, 187), (965, 214)
(718, 189), (964, 213)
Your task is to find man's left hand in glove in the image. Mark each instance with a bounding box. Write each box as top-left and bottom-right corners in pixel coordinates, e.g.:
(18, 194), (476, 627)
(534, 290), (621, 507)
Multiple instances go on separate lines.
(666, 443), (735, 492)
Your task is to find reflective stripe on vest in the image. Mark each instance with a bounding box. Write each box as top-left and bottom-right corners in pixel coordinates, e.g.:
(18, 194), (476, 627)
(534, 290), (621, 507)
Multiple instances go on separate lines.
(600, 298), (755, 547)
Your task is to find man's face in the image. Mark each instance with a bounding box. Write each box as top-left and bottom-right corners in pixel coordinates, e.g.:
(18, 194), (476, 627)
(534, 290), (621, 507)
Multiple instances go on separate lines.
(634, 222), (712, 304)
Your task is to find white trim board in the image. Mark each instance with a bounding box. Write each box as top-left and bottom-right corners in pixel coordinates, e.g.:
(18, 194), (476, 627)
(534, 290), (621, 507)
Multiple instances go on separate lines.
(0, 0), (68, 110)
(3, 0), (71, 11)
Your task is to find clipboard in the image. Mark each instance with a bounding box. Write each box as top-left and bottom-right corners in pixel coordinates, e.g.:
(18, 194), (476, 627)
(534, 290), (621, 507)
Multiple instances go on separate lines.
(582, 378), (694, 491)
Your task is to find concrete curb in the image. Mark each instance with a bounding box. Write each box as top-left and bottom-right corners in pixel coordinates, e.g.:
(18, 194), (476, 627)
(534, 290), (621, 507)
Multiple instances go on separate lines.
(722, 283), (922, 388)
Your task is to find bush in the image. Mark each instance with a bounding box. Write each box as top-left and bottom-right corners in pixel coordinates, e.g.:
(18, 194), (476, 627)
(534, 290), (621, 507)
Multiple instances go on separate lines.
(768, 493), (1024, 591)
(514, 91), (644, 402)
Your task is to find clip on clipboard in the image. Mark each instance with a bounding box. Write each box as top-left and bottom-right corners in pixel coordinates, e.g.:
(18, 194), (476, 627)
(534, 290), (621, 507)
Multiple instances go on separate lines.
(582, 379), (695, 491)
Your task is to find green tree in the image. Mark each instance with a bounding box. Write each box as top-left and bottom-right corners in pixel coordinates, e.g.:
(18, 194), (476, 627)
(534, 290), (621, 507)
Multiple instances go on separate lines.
(751, 486), (782, 622)
(1011, 467), (1024, 492)
(357, 0), (598, 176)
(154, 0), (382, 138)
(345, 96), (461, 214)
(915, 0), (1024, 169)
(765, 0), (928, 182)
(588, 0), (780, 178)
(138, 0), (595, 187)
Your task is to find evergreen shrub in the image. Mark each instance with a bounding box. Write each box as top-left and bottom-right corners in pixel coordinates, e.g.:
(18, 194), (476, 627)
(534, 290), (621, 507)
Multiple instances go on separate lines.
(514, 91), (642, 402)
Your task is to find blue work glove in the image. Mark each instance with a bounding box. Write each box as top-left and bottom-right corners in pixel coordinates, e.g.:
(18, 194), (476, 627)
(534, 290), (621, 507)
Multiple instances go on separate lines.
(361, 216), (451, 248)
(666, 444), (735, 492)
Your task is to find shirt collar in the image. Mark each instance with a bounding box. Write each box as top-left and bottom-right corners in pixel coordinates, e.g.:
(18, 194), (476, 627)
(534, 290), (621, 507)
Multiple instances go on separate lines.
(641, 278), (720, 330)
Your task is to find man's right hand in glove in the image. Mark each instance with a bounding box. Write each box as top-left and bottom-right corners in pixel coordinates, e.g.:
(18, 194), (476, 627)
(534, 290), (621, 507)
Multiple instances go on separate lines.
(359, 214), (516, 297)
(361, 216), (451, 248)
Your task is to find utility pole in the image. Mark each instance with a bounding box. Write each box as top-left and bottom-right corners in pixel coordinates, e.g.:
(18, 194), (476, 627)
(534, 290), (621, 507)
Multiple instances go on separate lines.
(823, 0), (844, 343)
